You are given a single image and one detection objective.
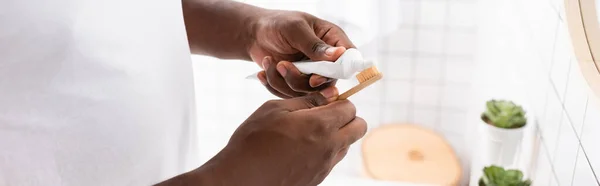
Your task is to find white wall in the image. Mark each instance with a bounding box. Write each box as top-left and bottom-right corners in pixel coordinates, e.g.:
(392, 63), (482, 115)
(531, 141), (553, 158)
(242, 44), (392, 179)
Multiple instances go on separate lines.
(476, 0), (600, 185)
(373, 0), (477, 184)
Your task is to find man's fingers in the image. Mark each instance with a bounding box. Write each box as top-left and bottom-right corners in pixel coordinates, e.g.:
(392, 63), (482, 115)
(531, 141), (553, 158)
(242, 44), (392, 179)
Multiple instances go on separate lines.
(287, 25), (330, 61)
(309, 75), (332, 88)
(327, 32), (355, 49)
(258, 71), (291, 99)
(302, 99), (356, 129)
(332, 117), (367, 149)
(277, 86), (338, 112)
(321, 46), (345, 61)
(333, 147), (349, 166)
(277, 61), (316, 92)
(263, 56), (305, 97)
(316, 20), (357, 49)
(285, 22), (347, 62)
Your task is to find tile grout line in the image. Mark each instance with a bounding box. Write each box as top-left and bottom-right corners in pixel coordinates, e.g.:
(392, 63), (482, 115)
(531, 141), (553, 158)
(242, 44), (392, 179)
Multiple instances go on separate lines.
(570, 143), (582, 186)
(546, 0), (564, 22)
(536, 86), (551, 140)
(544, 21), (561, 73)
(572, 98), (597, 185)
(546, 21), (561, 78)
(571, 94), (600, 183)
(546, 43), (598, 185)
(578, 144), (600, 185)
(408, 0), (421, 123)
(546, 64), (567, 169)
(552, 58), (589, 143)
(395, 25), (477, 32)
(380, 50), (474, 59)
(537, 117), (562, 184)
(550, 111), (565, 170)
(557, 57), (583, 140)
(435, 0), (453, 130)
(376, 0), (386, 128)
(560, 57), (573, 104)
(579, 97), (589, 135)
(379, 78), (472, 86)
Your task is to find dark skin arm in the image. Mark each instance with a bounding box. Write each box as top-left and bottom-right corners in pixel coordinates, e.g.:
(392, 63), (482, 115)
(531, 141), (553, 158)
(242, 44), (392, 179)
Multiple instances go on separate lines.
(182, 0), (356, 97)
(182, 0), (260, 60)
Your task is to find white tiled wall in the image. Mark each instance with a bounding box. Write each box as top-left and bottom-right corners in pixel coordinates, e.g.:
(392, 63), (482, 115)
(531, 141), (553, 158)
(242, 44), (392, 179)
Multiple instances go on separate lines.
(478, 0), (600, 185)
(377, 0), (477, 184)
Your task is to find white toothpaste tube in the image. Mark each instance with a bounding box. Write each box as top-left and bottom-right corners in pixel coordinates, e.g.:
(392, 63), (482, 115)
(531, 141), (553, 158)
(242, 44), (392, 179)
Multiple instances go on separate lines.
(246, 48), (374, 80)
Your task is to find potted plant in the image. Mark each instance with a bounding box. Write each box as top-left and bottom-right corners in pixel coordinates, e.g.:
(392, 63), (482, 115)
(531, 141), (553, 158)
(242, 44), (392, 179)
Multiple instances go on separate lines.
(480, 99), (527, 167)
(478, 165), (532, 186)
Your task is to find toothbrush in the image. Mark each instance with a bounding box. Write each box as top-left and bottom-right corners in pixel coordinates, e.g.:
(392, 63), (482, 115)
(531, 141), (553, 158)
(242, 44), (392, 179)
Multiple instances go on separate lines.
(337, 65), (382, 100)
(246, 48), (383, 100)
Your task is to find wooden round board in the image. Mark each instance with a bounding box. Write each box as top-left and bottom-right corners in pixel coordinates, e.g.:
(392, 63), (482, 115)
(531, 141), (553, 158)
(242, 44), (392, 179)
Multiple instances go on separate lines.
(361, 124), (462, 186)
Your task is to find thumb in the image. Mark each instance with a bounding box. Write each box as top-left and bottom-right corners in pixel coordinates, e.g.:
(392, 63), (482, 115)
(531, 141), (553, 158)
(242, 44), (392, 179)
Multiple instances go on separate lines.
(288, 27), (345, 61)
(278, 86), (339, 111)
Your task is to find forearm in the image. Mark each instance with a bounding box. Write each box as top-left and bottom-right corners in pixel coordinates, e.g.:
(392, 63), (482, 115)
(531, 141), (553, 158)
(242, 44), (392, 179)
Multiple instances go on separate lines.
(155, 150), (240, 186)
(154, 163), (222, 186)
(154, 171), (203, 186)
(182, 0), (265, 61)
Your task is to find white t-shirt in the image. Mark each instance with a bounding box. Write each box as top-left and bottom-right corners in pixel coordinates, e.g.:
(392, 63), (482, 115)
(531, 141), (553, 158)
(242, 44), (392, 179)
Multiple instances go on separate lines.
(0, 0), (199, 185)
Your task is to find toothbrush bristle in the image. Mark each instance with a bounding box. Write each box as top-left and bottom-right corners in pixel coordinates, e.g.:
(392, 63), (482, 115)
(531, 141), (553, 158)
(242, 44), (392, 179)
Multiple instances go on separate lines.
(356, 66), (381, 83)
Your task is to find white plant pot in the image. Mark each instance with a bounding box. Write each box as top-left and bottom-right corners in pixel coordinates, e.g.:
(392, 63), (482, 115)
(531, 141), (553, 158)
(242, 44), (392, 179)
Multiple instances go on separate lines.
(479, 121), (525, 167)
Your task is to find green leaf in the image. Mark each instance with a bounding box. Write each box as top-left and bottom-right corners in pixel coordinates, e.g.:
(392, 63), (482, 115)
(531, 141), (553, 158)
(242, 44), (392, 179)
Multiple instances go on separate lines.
(522, 179), (532, 186)
(504, 170), (523, 181)
(480, 166), (531, 186)
(483, 165), (504, 183)
(482, 100), (528, 129)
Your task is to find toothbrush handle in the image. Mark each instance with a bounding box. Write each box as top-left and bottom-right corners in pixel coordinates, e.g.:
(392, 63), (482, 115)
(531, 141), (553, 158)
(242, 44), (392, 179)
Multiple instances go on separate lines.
(292, 61), (345, 79)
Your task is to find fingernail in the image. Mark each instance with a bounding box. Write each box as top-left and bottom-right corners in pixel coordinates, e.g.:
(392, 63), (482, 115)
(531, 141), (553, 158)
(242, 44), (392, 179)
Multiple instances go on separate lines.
(325, 47), (337, 56)
(257, 72), (267, 85)
(312, 77), (328, 87)
(276, 64), (287, 77)
(319, 86), (338, 99)
(262, 57), (270, 70)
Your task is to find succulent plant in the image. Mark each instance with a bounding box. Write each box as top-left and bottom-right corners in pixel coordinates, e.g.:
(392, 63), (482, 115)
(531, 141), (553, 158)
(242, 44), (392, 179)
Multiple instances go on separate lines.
(482, 100), (527, 129)
(478, 165), (532, 186)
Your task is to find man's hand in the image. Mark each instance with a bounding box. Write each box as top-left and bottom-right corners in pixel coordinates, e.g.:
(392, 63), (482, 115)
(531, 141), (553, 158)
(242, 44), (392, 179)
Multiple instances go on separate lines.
(182, 0), (355, 98)
(251, 10), (355, 98)
(205, 87), (366, 186)
(156, 87), (367, 186)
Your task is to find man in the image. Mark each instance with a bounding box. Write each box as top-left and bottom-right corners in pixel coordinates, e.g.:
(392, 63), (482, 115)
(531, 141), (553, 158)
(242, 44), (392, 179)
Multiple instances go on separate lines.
(0, 0), (367, 185)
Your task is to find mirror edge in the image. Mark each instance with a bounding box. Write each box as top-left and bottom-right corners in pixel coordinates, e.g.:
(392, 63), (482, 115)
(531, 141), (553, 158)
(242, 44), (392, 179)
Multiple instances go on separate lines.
(565, 0), (600, 97)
